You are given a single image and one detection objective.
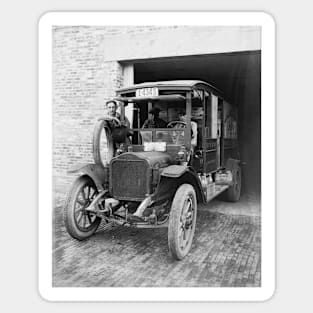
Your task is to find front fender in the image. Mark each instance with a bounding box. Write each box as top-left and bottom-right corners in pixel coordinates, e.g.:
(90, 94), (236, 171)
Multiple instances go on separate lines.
(153, 166), (206, 204)
(160, 164), (188, 178)
(68, 163), (109, 191)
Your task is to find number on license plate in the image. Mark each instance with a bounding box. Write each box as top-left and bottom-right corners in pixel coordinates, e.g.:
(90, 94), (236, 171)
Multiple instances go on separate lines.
(136, 87), (158, 98)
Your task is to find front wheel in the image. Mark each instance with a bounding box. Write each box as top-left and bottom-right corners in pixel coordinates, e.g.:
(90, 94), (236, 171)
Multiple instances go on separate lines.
(64, 176), (101, 240)
(168, 184), (197, 260)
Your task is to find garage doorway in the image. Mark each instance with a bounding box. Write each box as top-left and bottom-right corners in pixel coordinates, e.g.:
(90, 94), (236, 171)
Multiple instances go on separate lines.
(121, 51), (261, 195)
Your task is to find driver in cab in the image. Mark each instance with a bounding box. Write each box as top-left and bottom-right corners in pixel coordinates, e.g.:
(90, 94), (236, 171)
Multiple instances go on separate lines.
(142, 107), (167, 128)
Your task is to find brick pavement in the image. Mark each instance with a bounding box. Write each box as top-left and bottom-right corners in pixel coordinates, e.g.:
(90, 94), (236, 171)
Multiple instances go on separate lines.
(52, 194), (261, 287)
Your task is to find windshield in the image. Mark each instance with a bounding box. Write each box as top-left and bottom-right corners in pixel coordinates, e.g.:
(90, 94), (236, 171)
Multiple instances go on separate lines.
(139, 129), (185, 145)
(117, 89), (204, 146)
(129, 100), (185, 128)
(125, 96), (187, 145)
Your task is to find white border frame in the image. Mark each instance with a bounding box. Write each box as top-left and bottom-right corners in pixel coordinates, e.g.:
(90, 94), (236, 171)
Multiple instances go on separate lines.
(38, 12), (275, 302)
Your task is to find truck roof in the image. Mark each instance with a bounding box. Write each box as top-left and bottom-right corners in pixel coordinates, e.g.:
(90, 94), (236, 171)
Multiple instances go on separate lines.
(117, 80), (222, 95)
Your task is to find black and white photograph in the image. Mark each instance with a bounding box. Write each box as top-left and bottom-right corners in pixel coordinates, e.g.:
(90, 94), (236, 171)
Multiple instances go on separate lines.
(6, 0), (313, 310)
(39, 12), (275, 301)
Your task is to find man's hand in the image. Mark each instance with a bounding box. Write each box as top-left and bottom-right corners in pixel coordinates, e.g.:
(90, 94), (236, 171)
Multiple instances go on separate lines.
(103, 115), (121, 126)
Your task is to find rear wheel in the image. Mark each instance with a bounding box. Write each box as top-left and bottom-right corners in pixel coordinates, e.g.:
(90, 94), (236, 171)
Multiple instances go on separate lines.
(168, 184), (197, 260)
(64, 176), (101, 240)
(225, 163), (241, 202)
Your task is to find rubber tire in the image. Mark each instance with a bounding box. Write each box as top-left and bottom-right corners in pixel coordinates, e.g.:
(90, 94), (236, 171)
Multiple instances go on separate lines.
(168, 184), (197, 260)
(225, 163), (241, 202)
(64, 176), (101, 240)
(93, 119), (114, 167)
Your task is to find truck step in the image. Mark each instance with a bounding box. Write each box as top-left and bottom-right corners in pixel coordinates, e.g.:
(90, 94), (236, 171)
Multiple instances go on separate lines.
(206, 184), (229, 202)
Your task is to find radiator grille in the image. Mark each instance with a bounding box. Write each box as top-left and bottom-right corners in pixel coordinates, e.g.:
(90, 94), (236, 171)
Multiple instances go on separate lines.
(111, 159), (149, 200)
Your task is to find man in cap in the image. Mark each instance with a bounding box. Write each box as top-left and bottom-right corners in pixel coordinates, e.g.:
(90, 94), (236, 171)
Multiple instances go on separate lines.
(104, 100), (130, 128)
(103, 100), (132, 151)
(142, 107), (167, 128)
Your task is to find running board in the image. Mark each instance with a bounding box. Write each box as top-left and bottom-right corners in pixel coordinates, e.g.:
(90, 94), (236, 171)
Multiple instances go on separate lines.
(206, 184), (229, 202)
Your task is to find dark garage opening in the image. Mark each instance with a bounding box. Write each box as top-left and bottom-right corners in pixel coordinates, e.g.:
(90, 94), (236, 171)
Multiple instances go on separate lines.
(126, 51), (261, 195)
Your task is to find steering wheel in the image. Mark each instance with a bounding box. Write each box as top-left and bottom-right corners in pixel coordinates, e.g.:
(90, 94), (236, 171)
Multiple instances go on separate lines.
(167, 121), (186, 128)
(167, 121), (186, 144)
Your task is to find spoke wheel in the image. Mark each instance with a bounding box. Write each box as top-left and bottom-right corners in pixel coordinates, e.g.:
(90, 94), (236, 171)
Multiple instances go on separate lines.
(168, 184), (197, 260)
(64, 176), (101, 240)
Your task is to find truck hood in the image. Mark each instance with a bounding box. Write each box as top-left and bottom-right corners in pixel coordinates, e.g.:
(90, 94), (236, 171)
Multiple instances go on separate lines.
(113, 151), (172, 168)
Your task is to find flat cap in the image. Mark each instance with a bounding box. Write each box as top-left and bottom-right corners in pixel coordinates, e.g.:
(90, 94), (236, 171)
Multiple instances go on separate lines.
(149, 107), (161, 115)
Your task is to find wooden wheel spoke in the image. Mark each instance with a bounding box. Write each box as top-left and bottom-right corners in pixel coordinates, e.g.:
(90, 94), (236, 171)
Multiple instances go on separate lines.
(77, 211), (83, 224)
(186, 199), (192, 211)
(82, 213), (87, 228)
(80, 189), (87, 202)
(83, 187), (89, 200)
(86, 212), (92, 225)
(183, 198), (191, 216)
(180, 215), (185, 225)
(90, 189), (97, 199)
(181, 198), (192, 228)
(86, 186), (92, 199)
(179, 225), (187, 247)
(76, 198), (85, 206)
(178, 228), (185, 249)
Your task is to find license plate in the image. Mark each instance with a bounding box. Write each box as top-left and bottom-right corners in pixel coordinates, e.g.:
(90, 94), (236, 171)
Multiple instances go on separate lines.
(136, 87), (158, 98)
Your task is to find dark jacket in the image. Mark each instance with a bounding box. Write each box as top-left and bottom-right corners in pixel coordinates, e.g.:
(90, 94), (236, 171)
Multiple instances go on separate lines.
(142, 117), (167, 128)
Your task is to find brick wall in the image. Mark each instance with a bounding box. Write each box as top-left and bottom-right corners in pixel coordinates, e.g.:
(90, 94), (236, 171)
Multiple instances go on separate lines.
(52, 26), (183, 206)
(53, 26), (124, 205)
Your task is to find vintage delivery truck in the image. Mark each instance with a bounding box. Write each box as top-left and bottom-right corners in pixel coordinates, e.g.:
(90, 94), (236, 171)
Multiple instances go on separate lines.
(64, 80), (241, 260)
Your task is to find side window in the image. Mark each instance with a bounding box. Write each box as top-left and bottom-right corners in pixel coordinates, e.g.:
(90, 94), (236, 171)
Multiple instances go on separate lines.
(204, 91), (211, 128)
(204, 91), (218, 138)
(211, 95), (218, 138)
(192, 89), (204, 127)
(218, 98), (223, 137)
